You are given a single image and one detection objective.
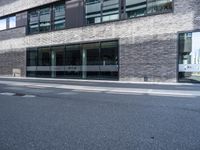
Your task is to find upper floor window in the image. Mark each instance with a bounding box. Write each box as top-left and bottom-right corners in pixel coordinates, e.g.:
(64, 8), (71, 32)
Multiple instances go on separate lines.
(53, 3), (66, 30)
(9, 16), (16, 28)
(0, 19), (7, 31)
(126, 0), (173, 18)
(39, 7), (51, 32)
(86, 0), (120, 24)
(126, 0), (147, 18)
(0, 15), (16, 31)
(29, 10), (39, 34)
(28, 2), (65, 34)
(147, 0), (173, 14)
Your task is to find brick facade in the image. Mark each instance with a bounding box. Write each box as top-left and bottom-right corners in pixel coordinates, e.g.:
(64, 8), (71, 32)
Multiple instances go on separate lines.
(0, 0), (199, 82)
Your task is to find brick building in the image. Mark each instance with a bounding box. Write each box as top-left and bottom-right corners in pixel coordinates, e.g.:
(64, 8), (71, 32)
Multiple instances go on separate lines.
(0, 0), (199, 82)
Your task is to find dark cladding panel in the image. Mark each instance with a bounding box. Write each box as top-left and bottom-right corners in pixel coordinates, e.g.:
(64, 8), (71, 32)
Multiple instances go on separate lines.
(16, 11), (28, 27)
(66, 0), (85, 28)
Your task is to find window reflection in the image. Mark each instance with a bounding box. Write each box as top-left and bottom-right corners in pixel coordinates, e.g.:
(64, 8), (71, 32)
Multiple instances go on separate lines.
(0, 19), (6, 31)
(179, 32), (200, 82)
(126, 0), (147, 18)
(86, 0), (101, 24)
(26, 41), (119, 80)
(38, 47), (51, 66)
(126, 0), (173, 18)
(39, 7), (51, 32)
(86, 0), (120, 24)
(53, 3), (65, 30)
(9, 16), (16, 28)
(28, 2), (65, 34)
(29, 10), (39, 34)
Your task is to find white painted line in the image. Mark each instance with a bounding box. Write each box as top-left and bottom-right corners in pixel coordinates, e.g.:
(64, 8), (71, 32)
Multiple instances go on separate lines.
(0, 92), (15, 96)
(148, 93), (197, 98)
(22, 95), (36, 98)
(106, 91), (143, 95)
(58, 92), (77, 95)
(73, 89), (103, 93)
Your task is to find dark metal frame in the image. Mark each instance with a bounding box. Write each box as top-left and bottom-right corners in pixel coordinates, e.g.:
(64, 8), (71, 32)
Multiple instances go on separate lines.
(25, 0), (174, 35)
(177, 30), (200, 83)
(26, 39), (120, 80)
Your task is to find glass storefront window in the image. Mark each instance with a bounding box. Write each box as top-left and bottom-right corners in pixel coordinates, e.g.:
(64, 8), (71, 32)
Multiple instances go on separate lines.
(38, 47), (51, 66)
(179, 32), (200, 82)
(66, 45), (82, 78)
(51, 46), (65, 66)
(27, 48), (38, 66)
(26, 41), (119, 80)
(100, 41), (118, 65)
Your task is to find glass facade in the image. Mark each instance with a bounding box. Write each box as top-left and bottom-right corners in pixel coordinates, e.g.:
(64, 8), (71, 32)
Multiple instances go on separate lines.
(25, 0), (173, 33)
(28, 2), (65, 34)
(126, 0), (147, 18)
(86, 0), (119, 24)
(39, 7), (51, 32)
(126, 0), (173, 18)
(9, 16), (16, 28)
(53, 3), (66, 30)
(0, 15), (16, 31)
(27, 40), (118, 80)
(179, 32), (200, 82)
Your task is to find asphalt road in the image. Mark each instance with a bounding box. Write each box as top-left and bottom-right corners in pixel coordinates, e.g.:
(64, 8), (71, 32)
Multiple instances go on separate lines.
(0, 78), (200, 150)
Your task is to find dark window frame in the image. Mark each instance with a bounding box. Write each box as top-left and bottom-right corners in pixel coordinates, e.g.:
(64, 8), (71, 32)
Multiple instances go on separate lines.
(125, 0), (173, 19)
(27, 0), (66, 34)
(26, 39), (119, 80)
(0, 15), (16, 31)
(85, 0), (120, 25)
(24, 0), (174, 35)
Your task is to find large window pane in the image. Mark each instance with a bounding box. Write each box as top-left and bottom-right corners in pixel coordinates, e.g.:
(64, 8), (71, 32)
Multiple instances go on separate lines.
(83, 43), (100, 79)
(126, 0), (147, 18)
(29, 10), (39, 34)
(102, 0), (119, 22)
(9, 16), (16, 28)
(27, 48), (38, 66)
(66, 45), (82, 78)
(39, 7), (51, 32)
(52, 46), (65, 78)
(100, 41), (118, 79)
(53, 3), (65, 30)
(83, 43), (100, 65)
(100, 41), (118, 65)
(38, 47), (51, 66)
(0, 19), (7, 31)
(179, 32), (200, 82)
(86, 0), (101, 24)
(147, 0), (172, 14)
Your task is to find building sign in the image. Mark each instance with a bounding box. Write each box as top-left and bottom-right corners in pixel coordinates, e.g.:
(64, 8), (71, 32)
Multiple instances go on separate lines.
(179, 64), (200, 72)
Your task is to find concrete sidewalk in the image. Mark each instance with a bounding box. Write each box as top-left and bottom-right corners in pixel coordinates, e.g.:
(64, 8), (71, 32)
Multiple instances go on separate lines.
(0, 77), (200, 98)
